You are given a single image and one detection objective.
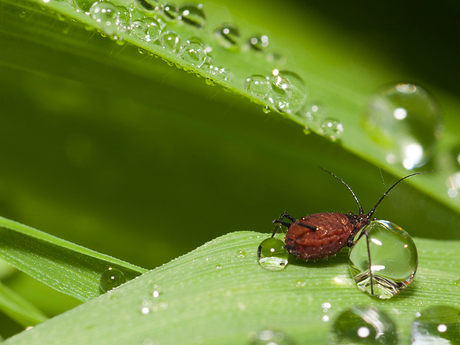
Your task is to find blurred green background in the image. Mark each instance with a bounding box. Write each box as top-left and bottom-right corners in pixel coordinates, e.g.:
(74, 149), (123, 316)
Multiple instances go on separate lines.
(0, 0), (459, 337)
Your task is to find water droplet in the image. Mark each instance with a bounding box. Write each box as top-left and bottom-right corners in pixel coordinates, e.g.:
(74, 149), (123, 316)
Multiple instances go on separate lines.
(134, 0), (158, 11)
(99, 267), (126, 292)
(178, 3), (206, 28)
(295, 280), (306, 288)
(205, 64), (232, 81)
(72, 0), (95, 12)
(349, 220), (418, 299)
(236, 249), (246, 258)
(365, 83), (443, 170)
(258, 237), (289, 271)
(116, 6), (131, 32)
(262, 105), (271, 114)
(179, 42), (207, 67)
(215, 264), (222, 270)
(411, 306), (460, 344)
(152, 14), (168, 30)
(248, 35), (269, 51)
(205, 78), (215, 86)
(152, 284), (161, 298)
(446, 172), (460, 199)
(248, 329), (294, 344)
(89, 1), (120, 36)
(214, 23), (240, 49)
(140, 298), (154, 314)
(330, 306), (397, 344)
(162, 2), (178, 20)
(266, 52), (286, 65)
(160, 31), (180, 52)
(454, 279), (460, 287)
(319, 118), (344, 141)
(129, 18), (160, 43)
(269, 70), (307, 114)
(245, 75), (270, 99)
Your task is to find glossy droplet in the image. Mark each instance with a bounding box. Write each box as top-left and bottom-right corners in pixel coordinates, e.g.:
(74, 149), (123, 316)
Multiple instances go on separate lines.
(258, 237), (288, 271)
(269, 70), (307, 114)
(116, 6), (131, 32)
(129, 19), (160, 43)
(160, 31), (180, 52)
(349, 220), (418, 299)
(179, 42), (207, 67)
(134, 0), (158, 11)
(302, 101), (327, 126)
(248, 35), (269, 51)
(72, 0), (95, 12)
(99, 267), (126, 292)
(89, 1), (120, 36)
(205, 65), (232, 81)
(454, 279), (460, 287)
(331, 306), (397, 344)
(320, 118), (344, 141)
(236, 249), (246, 258)
(162, 3), (178, 20)
(178, 3), (206, 28)
(245, 75), (270, 99)
(446, 172), (460, 199)
(248, 329), (295, 345)
(365, 83), (443, 170)
(263, 105), (271, 114)
(214, 23), (240, 49)
(411, 306), (460, 344)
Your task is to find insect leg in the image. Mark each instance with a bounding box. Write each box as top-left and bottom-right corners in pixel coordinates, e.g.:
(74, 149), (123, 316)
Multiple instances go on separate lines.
(271, 212), (296, 236)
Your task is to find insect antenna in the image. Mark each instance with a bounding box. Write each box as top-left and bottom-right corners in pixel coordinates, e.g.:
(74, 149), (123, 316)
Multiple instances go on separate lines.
(320, 167), (364, 215)
(367, 171), (434, 219)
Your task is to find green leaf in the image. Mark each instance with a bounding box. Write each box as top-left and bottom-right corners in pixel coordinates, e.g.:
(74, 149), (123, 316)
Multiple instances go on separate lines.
(4, 231), (460, 344)
(0, 216), (147, 302)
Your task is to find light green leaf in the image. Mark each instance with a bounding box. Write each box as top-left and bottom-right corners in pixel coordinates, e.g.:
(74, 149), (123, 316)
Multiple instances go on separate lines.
(4, 231), (460, 344)
(0, 216), (147, 302)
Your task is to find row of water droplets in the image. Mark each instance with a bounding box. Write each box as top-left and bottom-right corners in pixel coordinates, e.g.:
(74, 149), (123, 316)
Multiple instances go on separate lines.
(258, 220), (418, 300)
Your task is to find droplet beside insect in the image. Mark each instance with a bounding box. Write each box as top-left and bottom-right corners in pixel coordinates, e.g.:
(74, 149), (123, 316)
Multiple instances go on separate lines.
(258, 237), (289, 271)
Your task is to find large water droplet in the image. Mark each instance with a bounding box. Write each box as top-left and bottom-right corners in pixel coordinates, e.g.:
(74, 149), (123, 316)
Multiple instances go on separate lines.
(160, 30), (180, 52)
(248, 35), (269, 51)
(331, 306), (397, 344)
(178, 3), (206, 28)
(245, 75), (270, 99)
(214, 23), (240, 49)
(89, 1), (120, 36)
(349, 220), (418, 299)
(162, 2), (178, 20)
(248, 329), (295, 344)
(365, 83), (443, 170)
(99, 267), (126, 292)
(319, 118), (344, 141)
(178, 42), (207, 67)
(411, 306), (460, 344)
(258, 237), (289, 271)
(269, 70), (307, 114)
(129, 18), (160, 43)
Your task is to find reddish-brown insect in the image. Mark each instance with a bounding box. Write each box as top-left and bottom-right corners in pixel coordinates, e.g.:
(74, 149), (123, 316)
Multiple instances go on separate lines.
(269, 168), (428, 295)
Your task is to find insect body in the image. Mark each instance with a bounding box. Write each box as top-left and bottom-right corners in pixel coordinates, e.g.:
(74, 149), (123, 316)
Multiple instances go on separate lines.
(268, 168), (429, 296)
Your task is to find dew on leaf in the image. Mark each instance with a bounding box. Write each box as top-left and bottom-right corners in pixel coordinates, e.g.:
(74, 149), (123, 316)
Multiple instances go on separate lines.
(411, 306), (460, 344)
(178, 3), (206, 28)
(178, 42), (207, 67)
(245, 75), (270, 99)
(248, 329), (295, 345)
(89, 1), (120, 36)
(248, 35), (269, 51)
(214, 22), (240, 49)
(160, 30), (180, 51)
(257, 237), (288, 271)
(319, 118), (344, 141)
(99, 267), (126, 293)
(162, 2), (178, 20)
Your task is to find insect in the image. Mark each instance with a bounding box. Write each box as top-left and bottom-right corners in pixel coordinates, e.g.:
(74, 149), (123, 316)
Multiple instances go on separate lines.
(266, 167), (429, 296)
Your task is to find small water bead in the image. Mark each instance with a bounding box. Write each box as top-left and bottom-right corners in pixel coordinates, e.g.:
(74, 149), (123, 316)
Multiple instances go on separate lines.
(454, 279), (460, 287)
(320, 118), (344, 141)
(245, 75), (270, 99)
(160, 30), (180, 52)
(257, 237), (289, 271)
(178, 3), (206, 28)
(205, 65), (232, 81)
(134, 0), (158, 11)
(89, 1), (120, 36)
(248, 330), (295, 345)
(178, 42), (207, 67)
(214, 23), (241, 49)
(152, 14), (168, 30)
(236, 249), (246, 258)
(331, 306), (397, 344)
(248, 35), (269, 51)
(262, 105), (271, 114)
(365, 83), (443, 170)
(116, 6), (131, 32)
(162, 3), (178, 20)
(99, 267), (126, 292)
(349, 220), (418, 299)
(411, 306), (460, 344)
(269, 70), (308, 114)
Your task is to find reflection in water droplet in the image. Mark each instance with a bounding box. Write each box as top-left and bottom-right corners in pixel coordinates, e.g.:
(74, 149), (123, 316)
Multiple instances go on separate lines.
(245, 75), (270, 99)
(320, 118), (344, 141)
(89, 1), (120, 36)
(248, 329), (295, 344)
(160, 30), (180, 52)
(330, 306), (397, 344)
(162, 2), (178, 20)
(99, 267), (126, 292)
(134, 0), (158, 11)
(365, 83), (443, 170)
(411, 306), (460, 344)
(446, 172), (460, 199)
(248, 35), (269, 51)
(349, 220), (418, 299)
(258, 237), (288, 271)
(262, 105), (271, 114)
(269, 70), (307, 114)
(178, 3), (206, 28)
(214, 23), (240, 49)
(179, 42), (207, 67)
(129, 18), (160, 43)
(236, 249), (246, 258)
